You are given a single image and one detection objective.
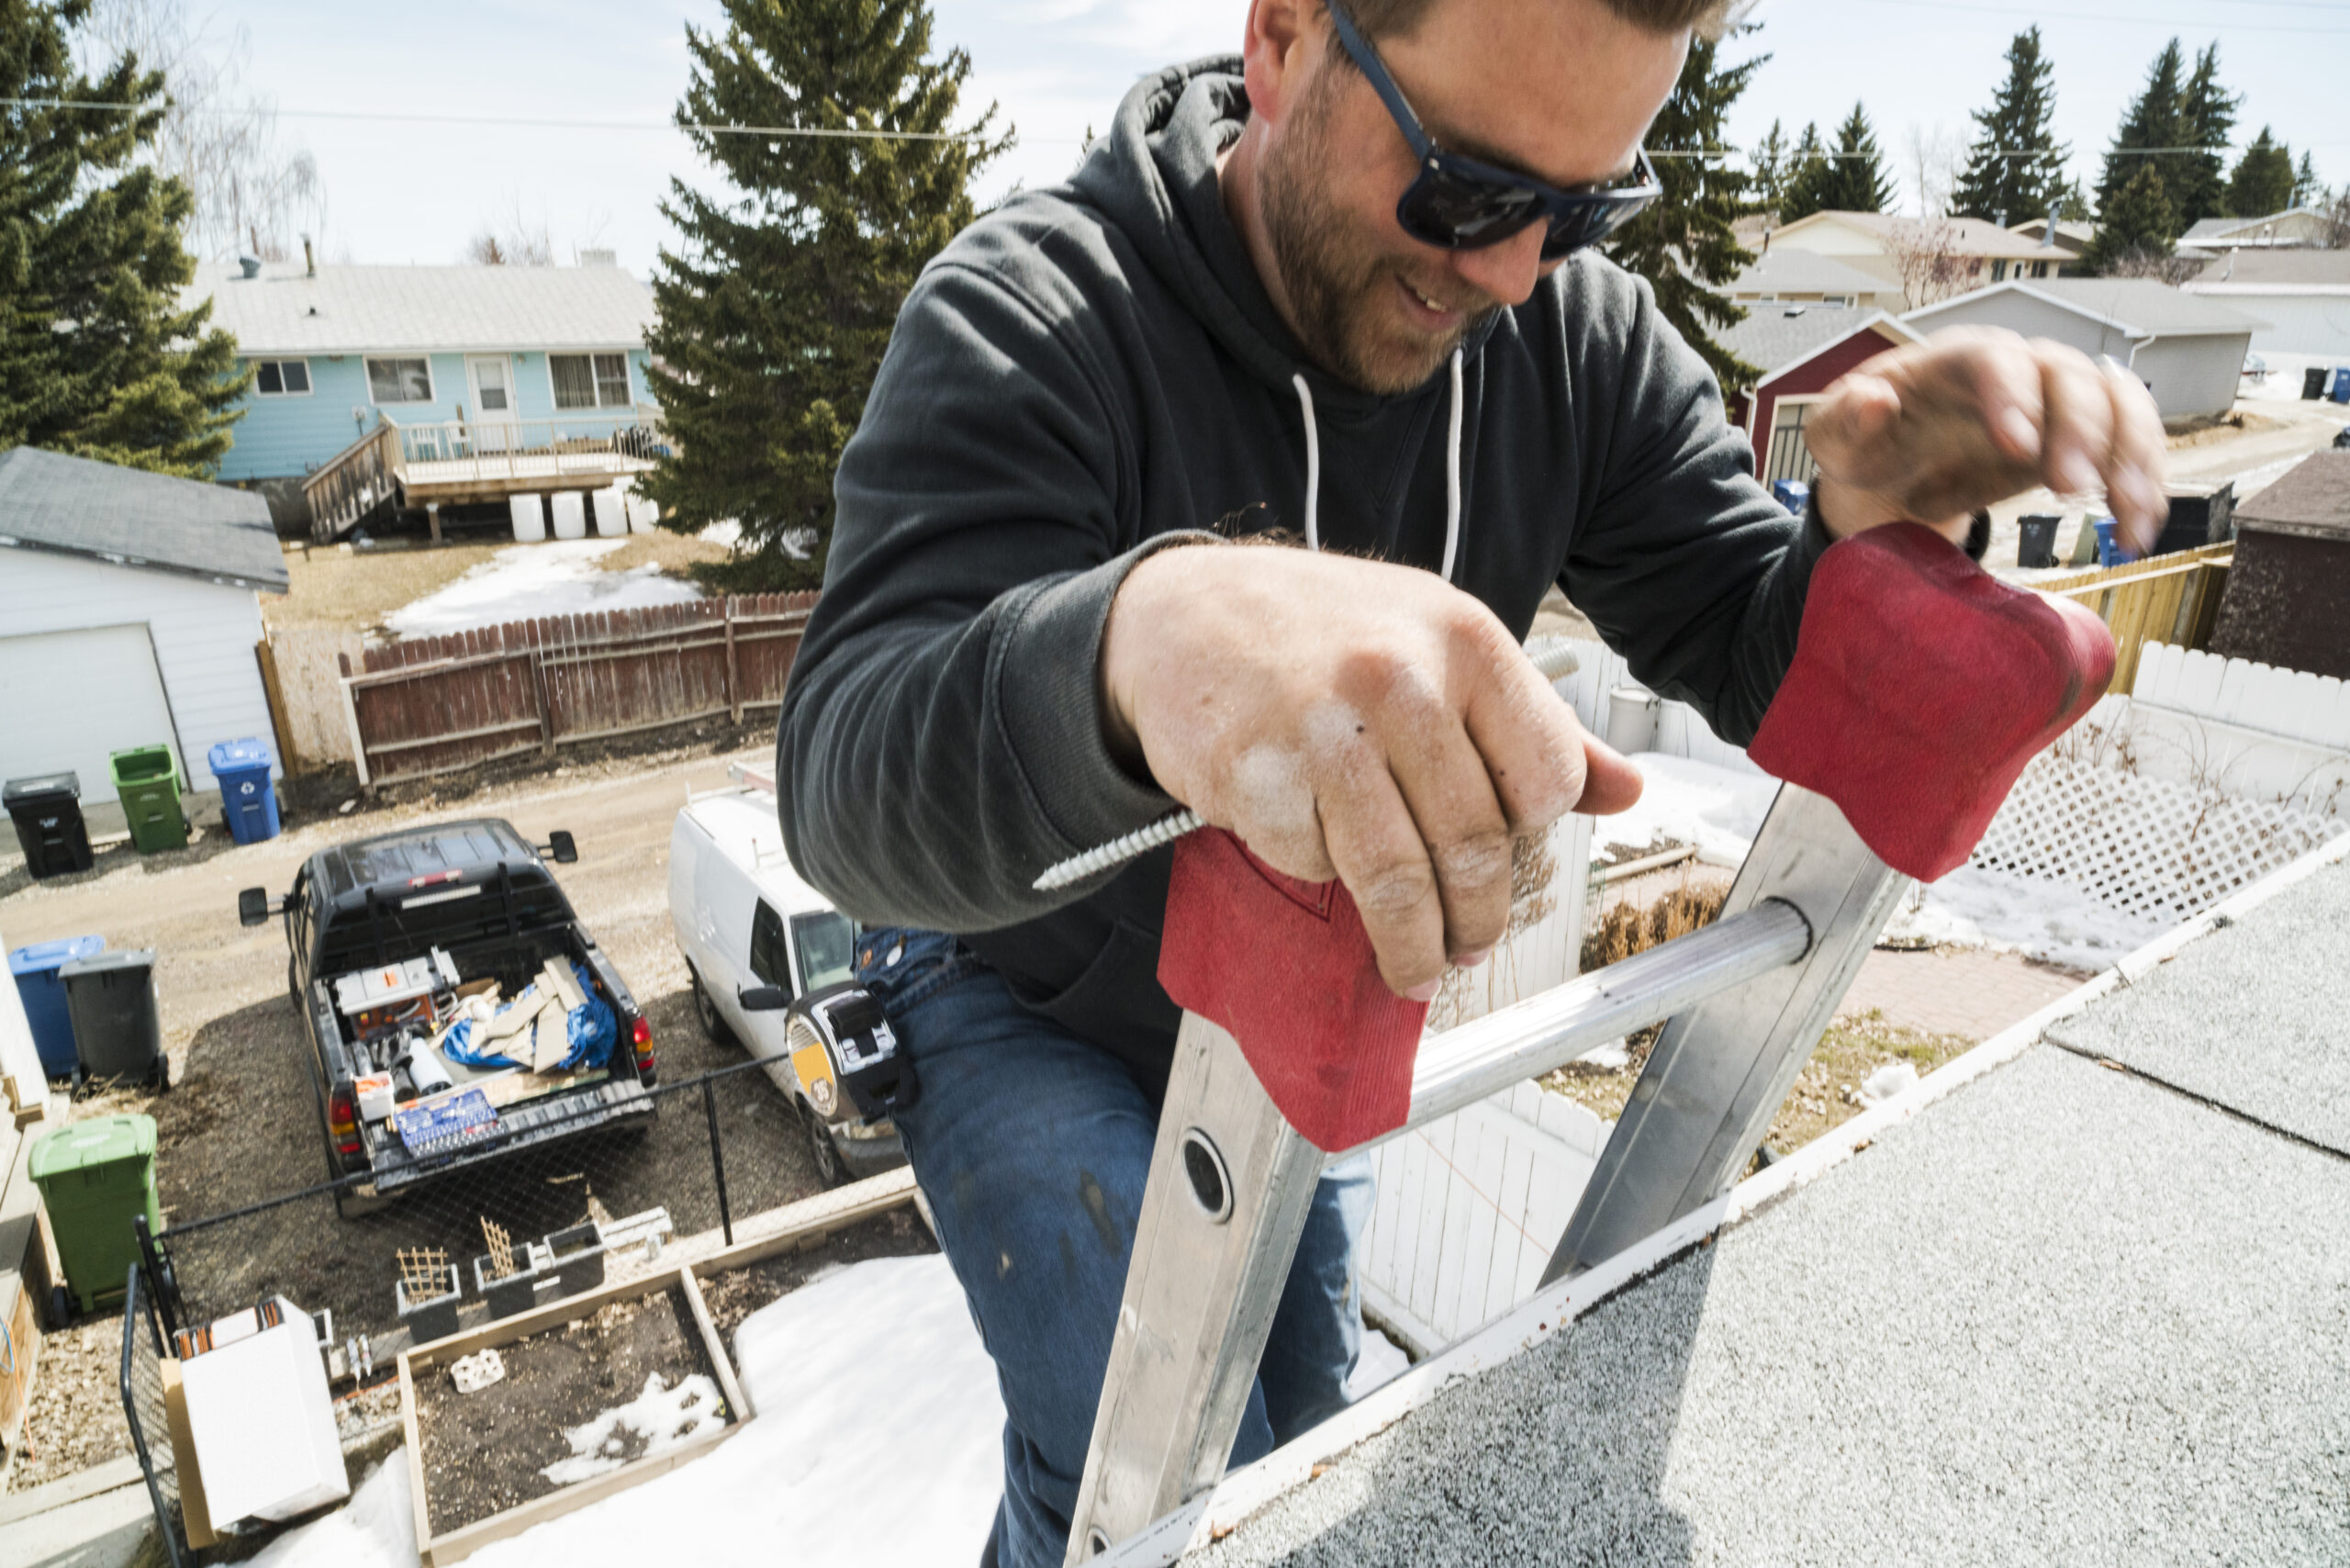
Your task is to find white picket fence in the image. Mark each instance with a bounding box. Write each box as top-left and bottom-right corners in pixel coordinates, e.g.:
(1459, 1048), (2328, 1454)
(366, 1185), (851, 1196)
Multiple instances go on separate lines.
(1549, 637), (1762, 776)
(2132, 642), (2350, 754)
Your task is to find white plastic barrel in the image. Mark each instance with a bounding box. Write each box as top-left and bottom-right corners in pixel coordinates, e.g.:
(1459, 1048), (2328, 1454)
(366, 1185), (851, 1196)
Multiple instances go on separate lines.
(509, 493), (546, 543)
(626, 486), (659, 535)
(591, 487), (628, 538)
(550, 491), (588, 540)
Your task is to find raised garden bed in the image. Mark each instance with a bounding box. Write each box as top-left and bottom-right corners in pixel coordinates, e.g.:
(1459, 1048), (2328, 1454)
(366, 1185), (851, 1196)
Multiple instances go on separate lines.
(399, 1265), (745, 1566)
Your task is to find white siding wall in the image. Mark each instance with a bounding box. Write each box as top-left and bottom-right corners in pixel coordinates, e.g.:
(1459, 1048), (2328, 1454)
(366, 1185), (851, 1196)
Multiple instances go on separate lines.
(1914, 291), (2133, 360)
(2133, 332), (2253, 420)
(2184, 292), (2350, 356)
(0, 548), (275, 801)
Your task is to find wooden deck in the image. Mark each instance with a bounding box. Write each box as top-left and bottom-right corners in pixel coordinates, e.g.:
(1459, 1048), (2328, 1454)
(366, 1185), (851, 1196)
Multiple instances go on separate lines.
(301, 412), (666, 539)
(401, 450), (655, 504)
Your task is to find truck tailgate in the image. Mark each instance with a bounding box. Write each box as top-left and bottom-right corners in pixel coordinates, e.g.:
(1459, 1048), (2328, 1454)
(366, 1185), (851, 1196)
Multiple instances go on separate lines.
(360, 1076), (655, 1193)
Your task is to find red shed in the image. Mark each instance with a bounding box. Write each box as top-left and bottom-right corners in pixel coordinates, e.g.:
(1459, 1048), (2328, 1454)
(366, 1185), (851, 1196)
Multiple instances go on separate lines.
(1713, 306), (1921, 486)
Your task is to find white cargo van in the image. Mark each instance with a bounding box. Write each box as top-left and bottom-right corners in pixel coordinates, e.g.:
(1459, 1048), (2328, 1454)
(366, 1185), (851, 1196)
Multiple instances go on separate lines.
(668, 763), (903, 1184)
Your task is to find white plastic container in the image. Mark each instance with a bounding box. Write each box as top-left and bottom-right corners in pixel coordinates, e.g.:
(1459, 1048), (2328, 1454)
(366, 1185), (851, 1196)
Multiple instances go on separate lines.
(627, 486), (660, 535)
(591, 486), (628, 538)
(550, 491), (588, 541)
(180, 1296), (351, 1525)
(509, 493), (545, 543)
(353, 1073), (396, 1122)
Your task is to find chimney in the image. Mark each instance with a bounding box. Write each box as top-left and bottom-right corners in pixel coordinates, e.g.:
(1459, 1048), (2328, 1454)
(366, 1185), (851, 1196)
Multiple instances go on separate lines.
(237, 254), (262, 279)
(302, 233), (316, 278)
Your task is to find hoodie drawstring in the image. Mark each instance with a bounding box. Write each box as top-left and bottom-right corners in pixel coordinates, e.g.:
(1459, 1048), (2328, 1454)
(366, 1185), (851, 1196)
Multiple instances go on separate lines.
(1291, 346), (1464, 582)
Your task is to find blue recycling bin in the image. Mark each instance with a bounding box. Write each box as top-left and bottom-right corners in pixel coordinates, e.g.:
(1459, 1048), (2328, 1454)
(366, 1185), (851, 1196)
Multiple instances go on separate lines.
(2331, 368), (2350, 406)
(207, 738), (279, 845)
(10, 935), (106, 1077)
(1769, 478), (1810, 515)
(2093, 516), (2126, 567)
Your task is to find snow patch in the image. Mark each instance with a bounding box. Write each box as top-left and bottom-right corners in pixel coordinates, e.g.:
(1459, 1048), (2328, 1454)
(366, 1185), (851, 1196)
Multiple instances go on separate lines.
(386, 539), (700, 639)
(538, 1371), (727, 1486)
(1595, 752), (1778, 868)
(244, 1454), (415, 1568)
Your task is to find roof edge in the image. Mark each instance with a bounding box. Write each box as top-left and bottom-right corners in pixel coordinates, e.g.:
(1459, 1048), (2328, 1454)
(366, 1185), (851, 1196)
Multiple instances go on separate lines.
(0, 533), (288, 594)
(1751, 309), (1923, 386)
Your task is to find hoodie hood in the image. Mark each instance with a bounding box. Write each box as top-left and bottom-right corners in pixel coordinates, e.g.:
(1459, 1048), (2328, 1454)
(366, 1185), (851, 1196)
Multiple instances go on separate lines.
(1069, 56), (1500, 421)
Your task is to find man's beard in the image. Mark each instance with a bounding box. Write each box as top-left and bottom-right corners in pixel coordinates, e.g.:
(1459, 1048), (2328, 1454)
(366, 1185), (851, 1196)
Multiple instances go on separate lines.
(1258, 77), (1496, 396)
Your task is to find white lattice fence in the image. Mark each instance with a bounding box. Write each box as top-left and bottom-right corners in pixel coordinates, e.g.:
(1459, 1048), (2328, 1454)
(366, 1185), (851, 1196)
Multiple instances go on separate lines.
(1973, 753), (2348, 925)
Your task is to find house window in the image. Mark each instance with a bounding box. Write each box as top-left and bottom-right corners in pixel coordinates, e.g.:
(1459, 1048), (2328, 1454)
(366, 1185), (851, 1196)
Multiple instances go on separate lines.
(1763, 400), (1819, 486)
(1822, 295), (1850, 307)
(550, 353), (632, 410)
(366, 357), (433, 404)
(251, 359), (311, 397)
(1992, 260), (2009, 283)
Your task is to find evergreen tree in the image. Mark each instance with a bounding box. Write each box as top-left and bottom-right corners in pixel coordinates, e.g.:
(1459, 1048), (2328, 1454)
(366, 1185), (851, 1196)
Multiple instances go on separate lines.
(1603, 32), (1762, 388)
(0, 0), (244, 476)
(2082, 163), (2178, 274)
(2292, 151), (2322, 207)
(2225, 128), (2295, 218)
(2172, 43), (2238, 227)
(1952, 28), (2070, 228)
(1747, 119), (1789, 216)
(1782, 102), (1894, 219)
(643, 0), (1007, 589)
(2097, 39), (2184, 217)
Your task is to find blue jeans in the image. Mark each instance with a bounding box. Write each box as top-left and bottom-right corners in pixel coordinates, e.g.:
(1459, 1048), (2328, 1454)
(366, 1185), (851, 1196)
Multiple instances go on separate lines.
(855, 927), (1372, 1568)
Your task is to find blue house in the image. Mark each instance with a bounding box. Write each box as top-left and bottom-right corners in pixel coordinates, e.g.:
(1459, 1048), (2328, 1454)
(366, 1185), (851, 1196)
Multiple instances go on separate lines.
(189, 252), (662, 538)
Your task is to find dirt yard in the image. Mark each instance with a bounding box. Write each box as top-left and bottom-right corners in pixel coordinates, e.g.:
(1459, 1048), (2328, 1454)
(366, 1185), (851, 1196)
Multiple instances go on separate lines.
(0, 737), (849, 1494)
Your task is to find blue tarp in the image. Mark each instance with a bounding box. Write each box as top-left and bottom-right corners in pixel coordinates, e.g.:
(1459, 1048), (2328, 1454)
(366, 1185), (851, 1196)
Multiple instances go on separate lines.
(440, 961), (616, 1073)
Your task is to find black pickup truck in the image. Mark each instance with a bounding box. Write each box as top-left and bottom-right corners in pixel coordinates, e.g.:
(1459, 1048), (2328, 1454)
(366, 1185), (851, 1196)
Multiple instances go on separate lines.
(240, 818), (655, 1214)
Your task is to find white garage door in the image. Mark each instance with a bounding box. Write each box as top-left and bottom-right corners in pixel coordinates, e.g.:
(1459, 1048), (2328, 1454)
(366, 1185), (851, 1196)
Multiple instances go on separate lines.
(0, 623), (182, 805)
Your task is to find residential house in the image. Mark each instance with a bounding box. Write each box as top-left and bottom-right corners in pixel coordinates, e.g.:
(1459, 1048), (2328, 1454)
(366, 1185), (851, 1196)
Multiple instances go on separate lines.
(2007, 217), (2096, 265)
(1905, 279), (2264, 420)
(2179, 208), (2340, 252)
(0, 446), (285, 834)
(189, 253), (660, 537)
(2183, 250), (2350, 356)
(1764, 211), (2066, 304)
(1724, 251), (1907, 315)
(1711, 304), (1922, 485)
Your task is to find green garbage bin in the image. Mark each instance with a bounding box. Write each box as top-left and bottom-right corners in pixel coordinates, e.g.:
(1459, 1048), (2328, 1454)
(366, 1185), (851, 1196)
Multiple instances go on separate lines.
(29, 1114), (162, 1314)
(109, 745), (187, 853)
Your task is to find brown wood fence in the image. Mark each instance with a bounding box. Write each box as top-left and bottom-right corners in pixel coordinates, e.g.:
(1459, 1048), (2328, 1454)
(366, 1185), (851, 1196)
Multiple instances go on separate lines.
(336, 593), (818, 786)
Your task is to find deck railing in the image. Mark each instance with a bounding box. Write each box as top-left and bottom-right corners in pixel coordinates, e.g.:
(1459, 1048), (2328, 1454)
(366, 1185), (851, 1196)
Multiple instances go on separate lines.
(300, 419), (401, 541)
(397, 410), (666, 471)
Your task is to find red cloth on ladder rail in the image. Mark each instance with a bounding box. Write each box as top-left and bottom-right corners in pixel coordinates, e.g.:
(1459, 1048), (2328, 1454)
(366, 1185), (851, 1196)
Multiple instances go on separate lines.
(1157, 521), (2115, 1154)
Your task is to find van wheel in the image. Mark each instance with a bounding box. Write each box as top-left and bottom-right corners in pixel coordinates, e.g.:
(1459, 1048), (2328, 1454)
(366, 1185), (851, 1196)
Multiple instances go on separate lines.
(689, 968), (735, 1047)
(803, 1102), (847, 1188)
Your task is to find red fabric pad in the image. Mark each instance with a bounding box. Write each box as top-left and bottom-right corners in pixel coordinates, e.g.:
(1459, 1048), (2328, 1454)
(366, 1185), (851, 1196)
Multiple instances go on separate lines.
(1747, 521), (2115, 882)
(1158, 826), (1428, 1152)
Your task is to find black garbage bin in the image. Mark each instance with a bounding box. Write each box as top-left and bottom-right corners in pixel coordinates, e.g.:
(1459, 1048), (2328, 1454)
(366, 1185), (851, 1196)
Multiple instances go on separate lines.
(60, 949), (166, 1091)
(2017, 514), (2062, 569)
(5, 773), (94, 879)
(2306, 366), (2332, 400)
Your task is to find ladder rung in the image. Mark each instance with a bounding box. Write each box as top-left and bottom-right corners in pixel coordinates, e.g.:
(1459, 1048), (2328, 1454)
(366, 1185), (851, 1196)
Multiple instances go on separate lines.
(1336, 899), (1813, 1158)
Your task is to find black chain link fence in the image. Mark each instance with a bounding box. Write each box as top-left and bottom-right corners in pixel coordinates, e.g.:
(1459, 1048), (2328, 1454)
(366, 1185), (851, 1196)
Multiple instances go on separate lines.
(118, 1262), (188, 1568)
(141, 1056), (836, 1354)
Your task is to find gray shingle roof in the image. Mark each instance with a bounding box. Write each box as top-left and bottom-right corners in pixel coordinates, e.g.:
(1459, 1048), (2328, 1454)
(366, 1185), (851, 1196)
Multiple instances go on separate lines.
(0, 446), (285, 590)
(187, 261), (656, 355)
(1727, 251), (1892, 297)
(2234, 452), (2350, 538)
(2188, 249), (2350, 288)
(1908, 277), (2266, 338)
(1710, 304), (1910, 386)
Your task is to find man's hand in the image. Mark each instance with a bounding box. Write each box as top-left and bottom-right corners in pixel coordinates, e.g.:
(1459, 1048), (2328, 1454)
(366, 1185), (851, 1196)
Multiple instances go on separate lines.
(1100, 544), (1642, 1002)
(1807, 327), (2169, 555)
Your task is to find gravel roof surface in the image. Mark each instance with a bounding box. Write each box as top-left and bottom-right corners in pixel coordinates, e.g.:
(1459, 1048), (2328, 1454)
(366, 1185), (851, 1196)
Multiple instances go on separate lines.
(1198, 1025), (2350, 1564)
(2045, 860), (2350, 1156)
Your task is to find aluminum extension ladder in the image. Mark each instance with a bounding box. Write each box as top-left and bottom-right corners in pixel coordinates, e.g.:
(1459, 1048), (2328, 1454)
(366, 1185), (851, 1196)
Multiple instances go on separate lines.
(1064, 781), (1908, 1562)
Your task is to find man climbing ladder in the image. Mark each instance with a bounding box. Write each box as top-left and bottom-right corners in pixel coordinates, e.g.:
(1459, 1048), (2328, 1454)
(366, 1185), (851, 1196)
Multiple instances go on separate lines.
(776, 2), (2165, 1563)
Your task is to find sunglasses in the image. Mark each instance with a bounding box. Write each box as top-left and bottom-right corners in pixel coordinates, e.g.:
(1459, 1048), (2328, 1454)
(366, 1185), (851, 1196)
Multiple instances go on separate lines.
(1326, 1), (1662, 261)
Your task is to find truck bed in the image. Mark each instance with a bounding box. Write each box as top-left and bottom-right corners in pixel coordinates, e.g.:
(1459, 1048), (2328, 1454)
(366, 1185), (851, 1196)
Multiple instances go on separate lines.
(357, 1072), (655, 1194)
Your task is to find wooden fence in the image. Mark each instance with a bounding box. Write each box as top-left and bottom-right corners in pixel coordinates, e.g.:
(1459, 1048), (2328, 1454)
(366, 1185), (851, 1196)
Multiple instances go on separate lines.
(257, 626), (368, 774)
(2036, 543), (2233, 697)
(336, 593), (818, 787)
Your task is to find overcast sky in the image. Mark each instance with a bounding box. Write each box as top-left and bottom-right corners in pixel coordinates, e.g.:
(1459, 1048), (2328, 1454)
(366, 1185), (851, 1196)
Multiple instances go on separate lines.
(206, 0), (2343, 273)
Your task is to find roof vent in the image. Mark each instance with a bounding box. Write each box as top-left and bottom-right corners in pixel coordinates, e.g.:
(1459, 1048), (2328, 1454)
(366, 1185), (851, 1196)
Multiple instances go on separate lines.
(237, 254), (263, 279)
(577, 248), (618, 267)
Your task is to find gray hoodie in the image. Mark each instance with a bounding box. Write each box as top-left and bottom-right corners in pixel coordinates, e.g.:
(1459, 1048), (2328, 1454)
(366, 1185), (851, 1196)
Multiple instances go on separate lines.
(776, 60), (1830, 1095)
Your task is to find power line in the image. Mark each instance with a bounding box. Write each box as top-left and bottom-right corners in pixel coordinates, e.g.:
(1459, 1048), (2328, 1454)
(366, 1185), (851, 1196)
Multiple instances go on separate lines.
(1854, 0), (2350, 34)
(0, 96), (1049, 143)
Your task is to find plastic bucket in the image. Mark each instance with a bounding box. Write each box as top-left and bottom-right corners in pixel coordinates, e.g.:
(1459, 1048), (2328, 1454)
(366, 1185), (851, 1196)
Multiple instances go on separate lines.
(509, 493), (546, 543)
(591, 487), (628, 538)
(550, 491), (588, 540)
